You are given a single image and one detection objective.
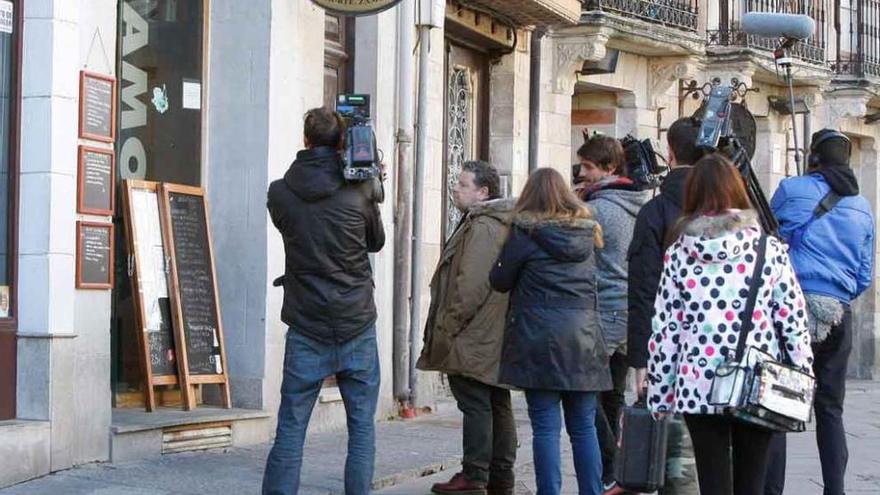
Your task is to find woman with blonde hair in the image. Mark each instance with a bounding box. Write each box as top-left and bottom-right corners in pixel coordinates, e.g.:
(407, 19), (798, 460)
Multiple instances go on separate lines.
(490, 168), (611, 495)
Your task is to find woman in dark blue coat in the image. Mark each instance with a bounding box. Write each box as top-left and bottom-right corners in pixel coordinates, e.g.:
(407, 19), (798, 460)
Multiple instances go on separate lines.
(490, 168), (611, 495)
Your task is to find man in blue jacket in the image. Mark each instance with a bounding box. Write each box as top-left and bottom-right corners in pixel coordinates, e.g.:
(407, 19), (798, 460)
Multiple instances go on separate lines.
(766, 129), (875, 495)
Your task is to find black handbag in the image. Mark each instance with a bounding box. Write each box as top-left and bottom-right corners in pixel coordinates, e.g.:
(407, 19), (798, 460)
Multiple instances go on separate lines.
(708, 234), (816, 432)
(614, 399), (669, 492)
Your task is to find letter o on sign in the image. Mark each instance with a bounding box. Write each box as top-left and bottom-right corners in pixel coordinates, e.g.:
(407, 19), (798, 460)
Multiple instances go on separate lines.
(310, 0), (404, 16)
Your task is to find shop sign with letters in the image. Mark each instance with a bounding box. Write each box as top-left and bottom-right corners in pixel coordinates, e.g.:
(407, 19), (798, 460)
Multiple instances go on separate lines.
(310, 0), (403, 16)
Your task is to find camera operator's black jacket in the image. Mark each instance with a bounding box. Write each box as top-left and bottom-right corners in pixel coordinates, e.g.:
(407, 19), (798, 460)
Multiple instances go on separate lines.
(626, 165), (690, 368)
(267, 146), (385, 344)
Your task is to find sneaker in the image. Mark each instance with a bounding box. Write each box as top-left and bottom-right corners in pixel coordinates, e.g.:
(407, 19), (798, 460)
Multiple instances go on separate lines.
(431, 472), (487, 495)
(602, 481), (626, 495)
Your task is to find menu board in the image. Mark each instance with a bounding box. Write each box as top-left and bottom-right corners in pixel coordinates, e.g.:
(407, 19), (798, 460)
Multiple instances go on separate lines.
(164, 189), (224, 375)
(77, 146), (115, 215)
(76, 221), (114, 289)
(79, 71), (116, 142)
(125, 183), (178, 378)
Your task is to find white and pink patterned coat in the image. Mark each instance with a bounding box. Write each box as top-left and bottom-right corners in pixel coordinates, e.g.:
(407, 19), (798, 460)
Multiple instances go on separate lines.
(648, 210), (814, 415)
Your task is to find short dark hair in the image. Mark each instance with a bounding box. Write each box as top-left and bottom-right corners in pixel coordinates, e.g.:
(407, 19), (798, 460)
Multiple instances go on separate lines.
(304, 107), (344, 148)
(576, 135), (625, 174)
(462, 160), (501, 200)
(667, 117), (703, 165)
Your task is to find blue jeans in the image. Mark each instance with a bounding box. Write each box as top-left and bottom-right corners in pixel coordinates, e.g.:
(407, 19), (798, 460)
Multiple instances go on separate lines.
(525, 390), (602, 495)
(262, 326), (380, 495)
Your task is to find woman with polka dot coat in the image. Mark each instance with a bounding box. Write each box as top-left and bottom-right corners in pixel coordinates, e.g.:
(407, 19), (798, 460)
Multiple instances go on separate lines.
(647, 154), (813, 495)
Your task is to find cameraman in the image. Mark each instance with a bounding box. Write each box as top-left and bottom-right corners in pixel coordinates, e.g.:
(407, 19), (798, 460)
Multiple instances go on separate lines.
(263, 107), (385, 495)
(577, 135), (651, 494)
(764, 129), (875, 495)
(626, 118), (703, 495)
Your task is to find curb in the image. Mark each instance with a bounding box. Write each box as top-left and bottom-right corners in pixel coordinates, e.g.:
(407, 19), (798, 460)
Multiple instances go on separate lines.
(370, 457), (462, 491)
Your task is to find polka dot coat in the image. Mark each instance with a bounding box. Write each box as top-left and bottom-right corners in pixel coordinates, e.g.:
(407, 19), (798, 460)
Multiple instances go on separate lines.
(647, 220), (814, 415)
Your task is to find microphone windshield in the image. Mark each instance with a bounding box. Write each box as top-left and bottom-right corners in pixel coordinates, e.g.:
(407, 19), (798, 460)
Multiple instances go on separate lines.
(741, 12), (816, 41)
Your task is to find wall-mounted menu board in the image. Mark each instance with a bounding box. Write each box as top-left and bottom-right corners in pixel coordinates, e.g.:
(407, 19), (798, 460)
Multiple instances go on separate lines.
(78, 146), (116, 216)
(159, 184), (230, 410)
(79, 71), (116, 143)
(76, 221), (114, 289)
(122, 180), (180, 411)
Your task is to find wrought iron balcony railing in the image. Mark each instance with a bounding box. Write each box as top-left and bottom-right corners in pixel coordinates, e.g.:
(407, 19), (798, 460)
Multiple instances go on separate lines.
(706, 29), (827, 64)
(584, 0), (699, 32)
(831, 0), (880, 78)
(707, 0), (828, 65)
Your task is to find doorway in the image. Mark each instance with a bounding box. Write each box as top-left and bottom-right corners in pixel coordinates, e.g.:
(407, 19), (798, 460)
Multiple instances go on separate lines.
(443, 42), (489, 239)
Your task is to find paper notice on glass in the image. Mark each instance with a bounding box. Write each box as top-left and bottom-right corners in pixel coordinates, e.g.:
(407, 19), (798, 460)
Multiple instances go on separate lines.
(0, 2), (13, 35)
(182, 79), (201, 110)
(0, 286), (8, 318)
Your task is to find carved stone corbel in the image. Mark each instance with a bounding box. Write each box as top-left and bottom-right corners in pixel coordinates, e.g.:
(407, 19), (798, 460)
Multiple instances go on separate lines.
(649, 57), (699, 109)
(551, 33), (609, 95)
(821, 91), (871, 128)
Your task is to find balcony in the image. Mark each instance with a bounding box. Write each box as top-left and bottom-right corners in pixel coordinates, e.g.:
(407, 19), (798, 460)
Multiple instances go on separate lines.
(706, 0), (828, 66)
(583, 0), (699, 32)
(830, 0), (880, 80)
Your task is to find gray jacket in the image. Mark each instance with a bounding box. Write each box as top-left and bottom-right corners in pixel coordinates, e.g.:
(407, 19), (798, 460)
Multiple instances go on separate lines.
(587, 178), (651, 313)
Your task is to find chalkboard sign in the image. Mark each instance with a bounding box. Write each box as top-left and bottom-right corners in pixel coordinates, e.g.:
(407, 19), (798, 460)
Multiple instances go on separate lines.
(76, 221), (114, 289)
(77, 146), (115, 215)
(160, 184), (230, 410)
(122, 181), (181, 411)
(79, 71), (116, 143)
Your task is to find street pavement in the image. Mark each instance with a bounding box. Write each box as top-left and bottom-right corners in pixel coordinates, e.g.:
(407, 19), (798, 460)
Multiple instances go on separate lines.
(3, 380), (880, 494)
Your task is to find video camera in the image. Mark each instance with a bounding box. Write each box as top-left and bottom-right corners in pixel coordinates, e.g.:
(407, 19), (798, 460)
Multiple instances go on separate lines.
(620, 135), (665, 191)
(696, 83), (779, 234)
(574, 131), (665, 191)
(336, 94), (381, 182)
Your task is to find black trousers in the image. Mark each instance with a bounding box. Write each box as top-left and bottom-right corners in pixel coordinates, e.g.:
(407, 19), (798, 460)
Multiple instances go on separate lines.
(596, 350), (628, 482)
(764, 307), (853, 495)
(448, 374), (518, 487)
(685, 414), (773, 495)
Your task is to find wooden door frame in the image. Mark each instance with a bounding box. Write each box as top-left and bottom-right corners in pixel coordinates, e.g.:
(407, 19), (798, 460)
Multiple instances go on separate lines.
(441, 39), (491, 240)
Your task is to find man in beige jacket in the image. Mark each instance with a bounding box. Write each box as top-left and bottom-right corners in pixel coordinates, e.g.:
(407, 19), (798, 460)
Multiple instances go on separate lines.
(418, 161), (517, 495)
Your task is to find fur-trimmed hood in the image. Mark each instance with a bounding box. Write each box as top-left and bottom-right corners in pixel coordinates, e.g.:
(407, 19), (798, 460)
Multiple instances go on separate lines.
(680, 209), (762, 263)
(468, 197), (517, 224)
(513, 211), (598, 262)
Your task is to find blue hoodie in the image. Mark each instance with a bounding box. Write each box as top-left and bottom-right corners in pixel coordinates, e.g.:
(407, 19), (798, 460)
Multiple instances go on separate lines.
(770, 173), (874, 303)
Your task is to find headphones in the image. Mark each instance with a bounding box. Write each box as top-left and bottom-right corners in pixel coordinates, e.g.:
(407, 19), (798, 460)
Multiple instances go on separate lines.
(808, 129), (851, 168)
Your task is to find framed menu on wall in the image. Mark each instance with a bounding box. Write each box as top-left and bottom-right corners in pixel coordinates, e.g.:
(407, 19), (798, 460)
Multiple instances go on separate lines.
(79, 71), (116, 143)
(76, 221), (114, 290)
(77, 145), (115, 216)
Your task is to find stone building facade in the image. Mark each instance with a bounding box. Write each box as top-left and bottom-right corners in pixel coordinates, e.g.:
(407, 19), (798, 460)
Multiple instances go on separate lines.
(0, 0), (581, 487)
(1, 0), (878, 489)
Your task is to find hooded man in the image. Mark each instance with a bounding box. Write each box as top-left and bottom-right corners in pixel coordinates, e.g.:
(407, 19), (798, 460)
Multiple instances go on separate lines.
(765, 129), (875, 495)
(418, 160), (518, 495)
(626, 118), (704, 495)
(577, 135), (651, 494)
(263, 107), (385, 495)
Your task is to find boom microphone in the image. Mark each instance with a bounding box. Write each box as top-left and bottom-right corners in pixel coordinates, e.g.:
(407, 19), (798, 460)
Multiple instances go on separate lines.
(741, 12), (816, 41)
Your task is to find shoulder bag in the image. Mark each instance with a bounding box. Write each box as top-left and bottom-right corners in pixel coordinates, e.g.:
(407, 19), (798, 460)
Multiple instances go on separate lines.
(708, 234), (816, 432)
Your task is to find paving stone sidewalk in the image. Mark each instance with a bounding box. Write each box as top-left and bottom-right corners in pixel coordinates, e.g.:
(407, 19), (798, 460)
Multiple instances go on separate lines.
(4, 380), (880, 494)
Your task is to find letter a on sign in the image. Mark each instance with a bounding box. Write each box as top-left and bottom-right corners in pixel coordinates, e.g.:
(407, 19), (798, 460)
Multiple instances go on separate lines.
(310, 0), (403, 16)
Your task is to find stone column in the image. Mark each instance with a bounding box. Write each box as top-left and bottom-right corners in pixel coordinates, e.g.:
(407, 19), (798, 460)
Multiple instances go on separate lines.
(851, 138), (880, 379)
(206, 0), (272, 411)
(18, 0), (117, 471)
(489, 39), (531, 194)
(537, 29), (609, 177)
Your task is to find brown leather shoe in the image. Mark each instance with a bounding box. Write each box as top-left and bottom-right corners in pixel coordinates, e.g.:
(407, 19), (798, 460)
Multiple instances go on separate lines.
(431, 472), (487, 495)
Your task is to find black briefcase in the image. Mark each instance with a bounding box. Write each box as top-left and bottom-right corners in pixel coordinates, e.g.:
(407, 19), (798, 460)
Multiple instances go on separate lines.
(614, 402), (669, 492)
